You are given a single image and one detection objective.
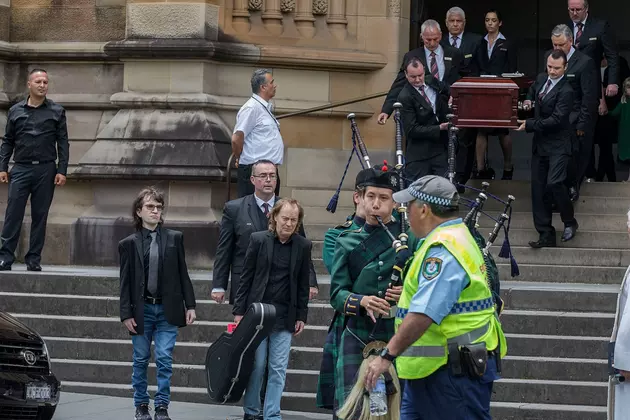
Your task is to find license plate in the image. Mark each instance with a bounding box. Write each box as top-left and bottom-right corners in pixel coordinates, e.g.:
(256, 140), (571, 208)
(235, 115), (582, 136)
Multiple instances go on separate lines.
(26, 384), (51, 400)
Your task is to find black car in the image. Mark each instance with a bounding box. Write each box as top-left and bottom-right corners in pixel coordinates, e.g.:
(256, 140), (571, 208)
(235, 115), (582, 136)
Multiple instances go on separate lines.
(0, 311), (60, 420)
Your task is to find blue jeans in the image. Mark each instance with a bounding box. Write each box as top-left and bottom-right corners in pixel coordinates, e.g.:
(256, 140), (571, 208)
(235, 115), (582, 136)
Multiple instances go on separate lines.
(131, 303), (178, 408)
(243, 330), (293, 420)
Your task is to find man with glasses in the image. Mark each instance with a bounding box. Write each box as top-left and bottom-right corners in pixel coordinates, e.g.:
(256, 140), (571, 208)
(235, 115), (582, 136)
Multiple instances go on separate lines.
(212, 160), (318, 306)
(119, 187), (197, 420)
(232, 69), (283, 198)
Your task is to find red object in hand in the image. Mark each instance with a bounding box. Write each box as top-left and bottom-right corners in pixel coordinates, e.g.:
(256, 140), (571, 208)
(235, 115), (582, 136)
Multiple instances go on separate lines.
(382, 160), (388, 171)
(227, 323), (238, 333)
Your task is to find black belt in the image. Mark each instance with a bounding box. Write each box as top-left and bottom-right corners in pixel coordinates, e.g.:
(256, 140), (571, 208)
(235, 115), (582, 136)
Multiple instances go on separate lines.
(15, 160), (54, 165)
(145, 296), (162, 304)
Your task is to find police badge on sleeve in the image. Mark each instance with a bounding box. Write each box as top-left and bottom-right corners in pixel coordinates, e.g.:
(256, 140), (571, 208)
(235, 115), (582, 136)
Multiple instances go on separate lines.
(422, 257), (443, 280)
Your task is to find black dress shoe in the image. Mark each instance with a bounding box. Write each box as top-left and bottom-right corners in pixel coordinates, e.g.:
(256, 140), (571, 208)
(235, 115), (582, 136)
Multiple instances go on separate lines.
(569, 187), (579, 202)
(501, 167), (514, 180)
(244, 415), (263, 420)
(528, 238), (557, 248)
(0, 260), (11, 271)
(562, 223), (578, 242)
(26, 262), (42, 272)
(135, 404), (151, 420)
(154, 406), (171, 420)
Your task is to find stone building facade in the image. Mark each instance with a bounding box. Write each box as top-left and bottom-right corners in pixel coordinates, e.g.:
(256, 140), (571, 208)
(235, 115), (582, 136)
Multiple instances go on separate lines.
(0, 0), (411, 267)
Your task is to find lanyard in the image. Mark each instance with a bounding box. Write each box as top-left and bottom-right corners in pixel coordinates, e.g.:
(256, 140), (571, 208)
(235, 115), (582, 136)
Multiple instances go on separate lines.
(251, 96), (280, 129)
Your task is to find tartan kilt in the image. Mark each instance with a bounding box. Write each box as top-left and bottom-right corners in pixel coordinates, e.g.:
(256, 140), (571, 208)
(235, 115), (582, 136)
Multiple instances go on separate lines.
(316, 313), (396, 413)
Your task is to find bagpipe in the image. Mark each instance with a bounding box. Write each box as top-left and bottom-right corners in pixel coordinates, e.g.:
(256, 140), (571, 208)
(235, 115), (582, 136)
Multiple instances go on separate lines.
(327, 103), (520, 316)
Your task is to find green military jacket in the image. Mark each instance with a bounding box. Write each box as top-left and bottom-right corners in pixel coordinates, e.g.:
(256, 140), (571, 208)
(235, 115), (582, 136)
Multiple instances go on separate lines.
(322, 214), (365, 274)
(329, 217), (419, 316)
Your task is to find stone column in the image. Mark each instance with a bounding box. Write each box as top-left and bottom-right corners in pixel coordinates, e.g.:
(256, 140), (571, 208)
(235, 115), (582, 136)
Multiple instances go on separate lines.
(232, 0), (252, 34)
(262, 0), (284, 35)
(0, 0), (9, 42)
(326, 0), (347, 40)
(294, 0), (315, 38)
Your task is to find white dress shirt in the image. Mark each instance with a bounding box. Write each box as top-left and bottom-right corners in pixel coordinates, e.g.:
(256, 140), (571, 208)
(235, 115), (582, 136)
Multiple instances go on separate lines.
(449, 33), (463, 49)
(424, 46), (445, 81)
(415, 84), (438, 114)
(567, 46), (576, 62)
(485, 32), (506, 58)
(539, 75), (564, 98)
(234, 93), (284, 165)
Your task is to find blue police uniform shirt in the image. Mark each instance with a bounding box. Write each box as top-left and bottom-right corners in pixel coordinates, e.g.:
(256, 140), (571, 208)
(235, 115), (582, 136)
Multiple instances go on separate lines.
(408, 218), (470, 324)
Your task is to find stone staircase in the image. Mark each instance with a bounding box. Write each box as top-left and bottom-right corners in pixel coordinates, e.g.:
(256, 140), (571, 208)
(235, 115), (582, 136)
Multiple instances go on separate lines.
(1, 180), (628, 419)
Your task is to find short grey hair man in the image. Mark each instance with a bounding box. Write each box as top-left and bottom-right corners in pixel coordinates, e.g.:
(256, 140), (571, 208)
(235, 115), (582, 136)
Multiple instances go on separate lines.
(421, 19), (442, 35)
(551, 24), (574, 41)
(446, 7), (465, 21)
(250, 68), (272, 94)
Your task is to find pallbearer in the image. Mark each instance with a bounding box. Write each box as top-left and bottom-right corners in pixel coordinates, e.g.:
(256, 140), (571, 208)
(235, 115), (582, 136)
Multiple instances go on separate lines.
(316, 165), (419, 417)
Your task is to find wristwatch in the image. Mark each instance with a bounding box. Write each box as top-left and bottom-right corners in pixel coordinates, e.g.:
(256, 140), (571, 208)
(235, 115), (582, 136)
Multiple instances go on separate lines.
(379, 347), (396, 362)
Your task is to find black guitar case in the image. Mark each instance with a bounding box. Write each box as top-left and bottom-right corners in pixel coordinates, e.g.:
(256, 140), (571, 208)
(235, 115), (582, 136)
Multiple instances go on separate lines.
(205, 302), (276, 404)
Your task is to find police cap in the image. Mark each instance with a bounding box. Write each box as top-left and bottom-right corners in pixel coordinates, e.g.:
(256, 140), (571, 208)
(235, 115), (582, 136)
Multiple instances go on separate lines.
(393, 175), (459, 207)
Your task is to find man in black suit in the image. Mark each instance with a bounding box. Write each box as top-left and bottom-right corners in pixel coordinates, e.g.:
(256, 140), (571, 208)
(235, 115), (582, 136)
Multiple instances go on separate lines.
(440, 6), (482, 189)
(398, 57), (450, 180)
(517, 50), (578, 248)
(377, 19), (463, 125)
(234, 198), (311, 420)
(212, 159), (318, 305)
(567, 0), (619, 98)
(543, 24), (599, 200)
(119, 187), (197, 420)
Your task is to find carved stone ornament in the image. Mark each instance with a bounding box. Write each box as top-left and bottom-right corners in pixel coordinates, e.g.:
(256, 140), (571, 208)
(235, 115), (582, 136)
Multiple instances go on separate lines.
(280, 0), (296, 12)
(248, 0), (263, 11)
(388, 0), (401, 17)
(312, 0), (328, 15)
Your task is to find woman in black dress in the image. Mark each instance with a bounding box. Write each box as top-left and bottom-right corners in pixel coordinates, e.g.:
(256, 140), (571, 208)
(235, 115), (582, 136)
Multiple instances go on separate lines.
(474, 9), (518, 180)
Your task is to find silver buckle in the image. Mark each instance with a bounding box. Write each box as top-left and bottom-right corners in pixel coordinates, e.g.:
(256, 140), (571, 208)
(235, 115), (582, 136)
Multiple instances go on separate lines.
(32, 161), (39, 164)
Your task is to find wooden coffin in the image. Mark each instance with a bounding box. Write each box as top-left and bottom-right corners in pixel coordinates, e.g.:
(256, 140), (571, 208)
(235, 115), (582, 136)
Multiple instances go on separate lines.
(450, 77), (520, 128)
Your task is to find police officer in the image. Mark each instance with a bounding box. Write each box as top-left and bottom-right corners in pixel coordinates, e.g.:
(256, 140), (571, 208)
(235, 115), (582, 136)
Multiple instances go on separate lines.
(365, 175), (507, 420)
(321, 169), (369, 274)
(0, 69), (69, 271)
(316, 165), (419, 415)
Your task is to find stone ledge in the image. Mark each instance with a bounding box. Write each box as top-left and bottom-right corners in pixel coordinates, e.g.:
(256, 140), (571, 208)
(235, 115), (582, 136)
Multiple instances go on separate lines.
(104, 39), (386, 73)
(0, 41), (113, 61)
(110, 92), (374, 118)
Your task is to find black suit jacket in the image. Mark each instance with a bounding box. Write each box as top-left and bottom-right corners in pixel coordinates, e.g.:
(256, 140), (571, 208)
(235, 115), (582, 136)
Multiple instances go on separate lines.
(119, 228), (196, 336)
(212, 194), (317, 304)
(440, 32), (483, 77)
(602, 55), (630, 110)
(381, 45), (464, 115)
(233, 231), (311, 333)
(476, 37), (518, 76)
(568, 16), (619, 92)
(543, 49), (598, 131)
(398, 80), (450, 162)
(525, 74), (574, 156)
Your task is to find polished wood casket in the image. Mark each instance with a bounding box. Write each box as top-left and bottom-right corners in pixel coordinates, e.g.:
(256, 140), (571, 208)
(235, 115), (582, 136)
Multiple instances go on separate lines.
(450, 76), (529, 128)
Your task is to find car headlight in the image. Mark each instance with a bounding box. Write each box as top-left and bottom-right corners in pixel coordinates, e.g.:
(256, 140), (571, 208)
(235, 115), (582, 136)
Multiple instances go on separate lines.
(41, 338), (52, 374)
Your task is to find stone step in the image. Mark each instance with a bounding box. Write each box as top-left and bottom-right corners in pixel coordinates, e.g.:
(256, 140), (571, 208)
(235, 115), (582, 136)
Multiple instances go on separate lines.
(50, 356), (607, 393)
(502, 282), (619, 312)
(494, 378), (606, 407)
(59, 382), (607, 419)
(42, 332), (608, 367)
(12, 309), (614, 347)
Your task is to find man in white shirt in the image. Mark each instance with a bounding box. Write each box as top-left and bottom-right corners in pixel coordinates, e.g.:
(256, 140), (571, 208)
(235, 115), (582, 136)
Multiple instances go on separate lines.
(232, 69), (284, 198)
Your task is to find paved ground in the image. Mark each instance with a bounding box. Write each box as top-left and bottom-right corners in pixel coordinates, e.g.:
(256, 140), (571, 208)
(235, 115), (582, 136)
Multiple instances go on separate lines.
(55, 393), (328, 420)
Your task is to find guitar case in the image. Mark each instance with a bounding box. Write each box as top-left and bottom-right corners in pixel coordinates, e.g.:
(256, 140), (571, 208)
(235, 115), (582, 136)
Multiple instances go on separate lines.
(205, 302), (276, 404)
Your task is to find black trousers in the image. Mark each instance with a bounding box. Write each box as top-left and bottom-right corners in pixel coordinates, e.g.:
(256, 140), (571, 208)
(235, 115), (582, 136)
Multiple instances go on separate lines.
(531, 154), (576, 239)
(405, 153), (448, 182)
(594, 114), (617, 182)
(0, 162), (57, 265)
(455, 128), (477, 185)
(237, 164), (281, 198)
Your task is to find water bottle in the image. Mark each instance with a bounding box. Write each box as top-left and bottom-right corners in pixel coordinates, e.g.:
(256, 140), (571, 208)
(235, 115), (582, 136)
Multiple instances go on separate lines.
(369, 374), (388, 416)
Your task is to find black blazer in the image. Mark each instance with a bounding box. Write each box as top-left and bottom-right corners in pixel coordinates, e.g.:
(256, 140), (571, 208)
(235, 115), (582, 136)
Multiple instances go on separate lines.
(119, 228), (196, 336)
(440, 32), (483, 77)
(525, 74), (574, 156)
(381, 45), (464, 115)
(543, 49), (598, 131)
(398, 79), (450, 162)
(476, 36), (518, 76)
(233, 231), (311, 333)
(602, 55), (630, 110)
(212, 194), (318, 304)
(568, 17), (619, 91)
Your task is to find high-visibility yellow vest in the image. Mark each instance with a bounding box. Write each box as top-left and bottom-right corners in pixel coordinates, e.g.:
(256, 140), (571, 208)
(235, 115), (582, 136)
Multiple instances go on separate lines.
(394, 221), (507, 380)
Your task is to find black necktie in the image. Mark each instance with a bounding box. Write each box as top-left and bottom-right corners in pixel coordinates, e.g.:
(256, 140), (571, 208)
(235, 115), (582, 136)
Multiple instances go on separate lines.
(148, 231), (158, 296)
(539, 80), (553, 101)
(451, 36), (459, 48)
(262, 202), (270, 217)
